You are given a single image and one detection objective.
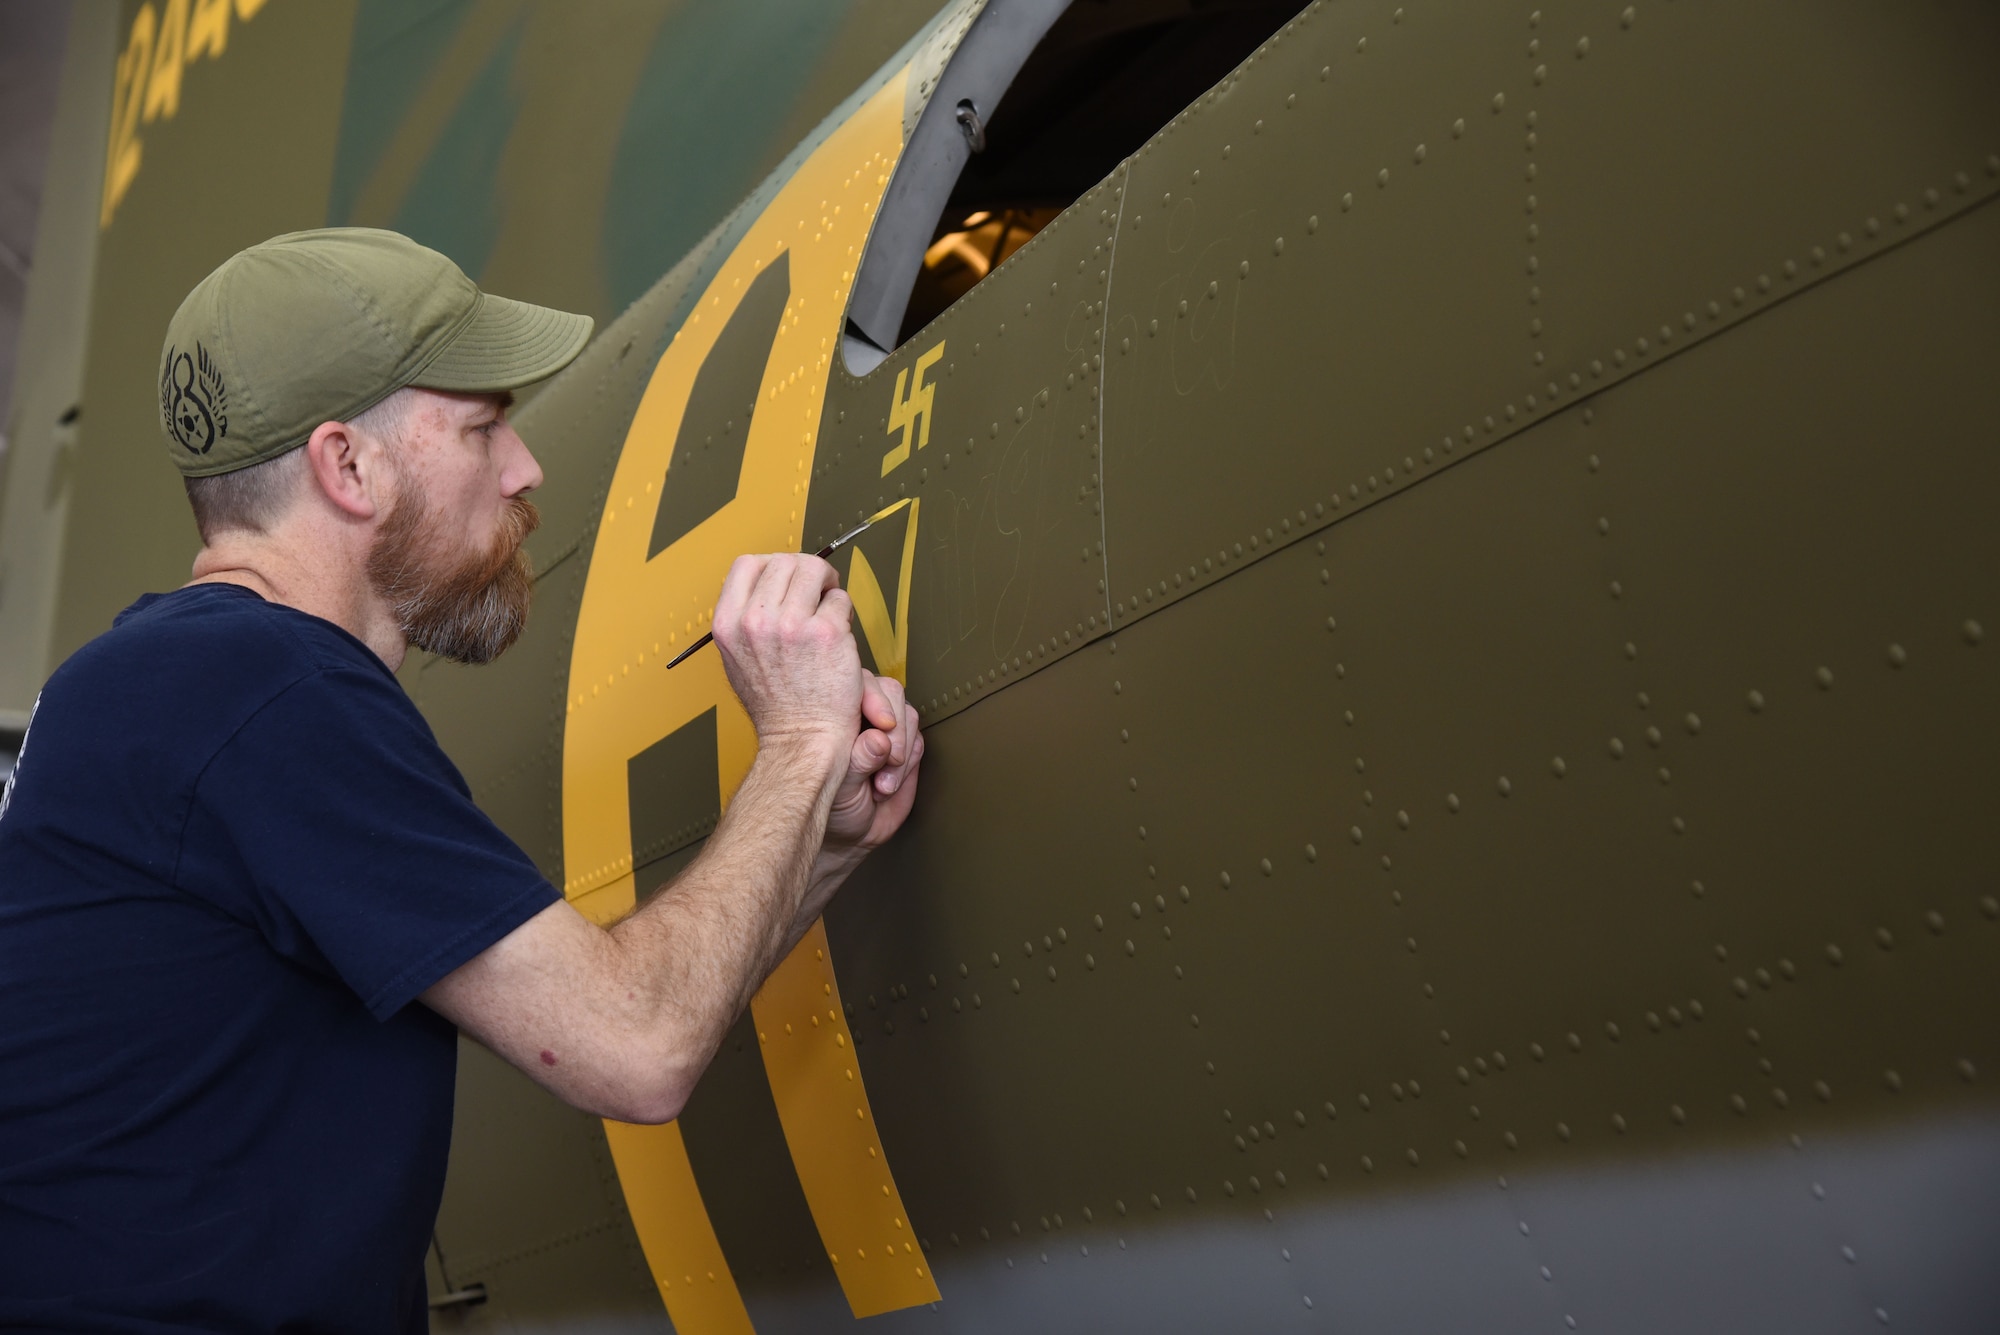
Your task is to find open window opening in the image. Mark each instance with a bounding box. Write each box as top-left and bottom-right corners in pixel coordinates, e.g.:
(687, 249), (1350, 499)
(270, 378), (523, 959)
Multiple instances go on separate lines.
(844, 0), (1313, 372)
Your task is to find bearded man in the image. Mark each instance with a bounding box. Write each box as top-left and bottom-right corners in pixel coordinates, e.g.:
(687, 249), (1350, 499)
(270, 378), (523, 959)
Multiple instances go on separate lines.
(0, 229), (924, 1333)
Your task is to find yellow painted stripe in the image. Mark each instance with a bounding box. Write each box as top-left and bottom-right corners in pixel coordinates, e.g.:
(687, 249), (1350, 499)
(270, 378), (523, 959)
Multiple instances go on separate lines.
(752, 921), (941, 1316)
(562, 61), (938, 1327)
(846, 497), (920, 686)
(573, 877), (754, 1330)
(602, 1119), (756, 1335)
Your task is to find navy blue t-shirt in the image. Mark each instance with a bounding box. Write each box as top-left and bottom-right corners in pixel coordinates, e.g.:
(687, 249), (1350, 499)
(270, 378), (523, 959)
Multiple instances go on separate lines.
(0, 584), (559, 1333)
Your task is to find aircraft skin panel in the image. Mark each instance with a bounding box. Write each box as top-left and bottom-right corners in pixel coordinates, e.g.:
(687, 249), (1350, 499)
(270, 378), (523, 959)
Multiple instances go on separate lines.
(579, 0), (1997, 1327)
(410, 0), (982, 887)
(1099, 0), (1539, 596)
(563, 57), (943, 1322)
(6, 0), (1998, 1330)
(812, 168), (1125, 706)
(809, 191), (2000, 1331)
(407, 9), (1003, 1321)
(428, 1040), (663, 1323)
(726, 1116), (2000, 1335)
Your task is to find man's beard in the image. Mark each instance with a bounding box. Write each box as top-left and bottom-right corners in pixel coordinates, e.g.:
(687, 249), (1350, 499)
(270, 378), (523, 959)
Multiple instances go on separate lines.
(366, 472), (539, 665)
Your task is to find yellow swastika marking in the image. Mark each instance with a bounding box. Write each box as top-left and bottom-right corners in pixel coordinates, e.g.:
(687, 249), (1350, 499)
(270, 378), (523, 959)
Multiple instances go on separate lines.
(880, 340), (944, 476)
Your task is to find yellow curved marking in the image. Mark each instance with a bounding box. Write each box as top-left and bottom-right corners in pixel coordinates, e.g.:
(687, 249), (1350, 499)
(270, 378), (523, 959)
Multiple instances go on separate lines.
(571, 809), (753, 1332)
(750, 921), (936, 1317)
(601, 1120), (753, 1335)
(562, 67), (936, 1327)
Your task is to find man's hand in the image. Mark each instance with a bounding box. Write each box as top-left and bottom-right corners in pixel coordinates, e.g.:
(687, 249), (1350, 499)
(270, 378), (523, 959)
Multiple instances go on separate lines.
(785, 669), (925, 941)
(424, 555), (928, 1126)
(826, 671), (925, 852)
(711, 554), (860, 756)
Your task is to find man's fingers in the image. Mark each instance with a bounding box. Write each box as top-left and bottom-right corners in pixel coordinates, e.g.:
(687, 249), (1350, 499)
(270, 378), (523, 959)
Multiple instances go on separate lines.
(814, 585), (854, 634)
(849, 689), (921, 796)
(873, 704), (923, 794)
(848, 727), (891, 778)
(881, 679), (910, 767)
(857, 673), (911, 766)
(740, 555), (842, 647)
(712, 554), (768, 635)
(748, 552), (800, 617)
(781, 554), (839, 620)
(860, 674), (894, 732)
(712, 550), (873, 760)
(875, 728), (923, 797)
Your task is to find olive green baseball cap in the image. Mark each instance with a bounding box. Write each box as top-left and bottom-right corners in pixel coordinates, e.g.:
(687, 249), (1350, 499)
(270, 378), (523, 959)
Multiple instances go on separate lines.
(159, 227), (593, 477)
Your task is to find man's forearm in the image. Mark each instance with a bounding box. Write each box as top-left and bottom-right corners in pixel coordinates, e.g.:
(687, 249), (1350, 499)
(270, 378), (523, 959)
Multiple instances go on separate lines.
(609, 734), (846, 1099)
(422, 557), (924, 1126)
(779, 842), (869, 957)
(421, 733), (860, 1126)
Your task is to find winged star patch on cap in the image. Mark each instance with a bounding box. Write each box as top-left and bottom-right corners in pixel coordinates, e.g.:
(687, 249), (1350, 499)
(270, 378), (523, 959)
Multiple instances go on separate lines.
(158, 228), (593, 477)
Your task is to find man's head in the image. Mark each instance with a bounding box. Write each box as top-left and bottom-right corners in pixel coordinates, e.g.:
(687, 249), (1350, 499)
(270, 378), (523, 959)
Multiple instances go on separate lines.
(162, 229), (591, 662)
(357, 388), (541, 664)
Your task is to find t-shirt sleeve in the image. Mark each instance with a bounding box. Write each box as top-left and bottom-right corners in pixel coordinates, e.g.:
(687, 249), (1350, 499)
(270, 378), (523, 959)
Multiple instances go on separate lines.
(187, 665), (561, 1019)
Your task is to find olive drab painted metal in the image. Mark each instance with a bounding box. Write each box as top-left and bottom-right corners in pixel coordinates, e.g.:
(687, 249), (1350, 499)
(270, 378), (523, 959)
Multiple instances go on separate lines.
(812, 167), (1125, 708)
(3, 0), (1997, 1331)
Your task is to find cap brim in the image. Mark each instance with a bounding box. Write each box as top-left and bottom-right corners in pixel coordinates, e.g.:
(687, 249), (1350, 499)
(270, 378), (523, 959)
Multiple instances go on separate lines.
(414, 292), (593, 392)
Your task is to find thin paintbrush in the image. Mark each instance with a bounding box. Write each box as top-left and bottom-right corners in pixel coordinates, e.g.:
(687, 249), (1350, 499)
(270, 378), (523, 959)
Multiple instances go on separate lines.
(664, 500), (908, 669)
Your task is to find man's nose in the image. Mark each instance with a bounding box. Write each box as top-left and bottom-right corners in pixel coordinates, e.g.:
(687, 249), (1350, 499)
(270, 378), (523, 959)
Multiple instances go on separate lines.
(501, 427), (544, 496)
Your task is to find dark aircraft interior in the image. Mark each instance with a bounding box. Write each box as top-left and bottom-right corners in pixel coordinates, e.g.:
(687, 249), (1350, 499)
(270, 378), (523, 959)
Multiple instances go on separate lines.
(903, 0), (1311, 343)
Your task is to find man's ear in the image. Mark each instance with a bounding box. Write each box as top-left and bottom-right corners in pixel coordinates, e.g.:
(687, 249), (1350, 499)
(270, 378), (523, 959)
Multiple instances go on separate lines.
(304, 419), (384, 521)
